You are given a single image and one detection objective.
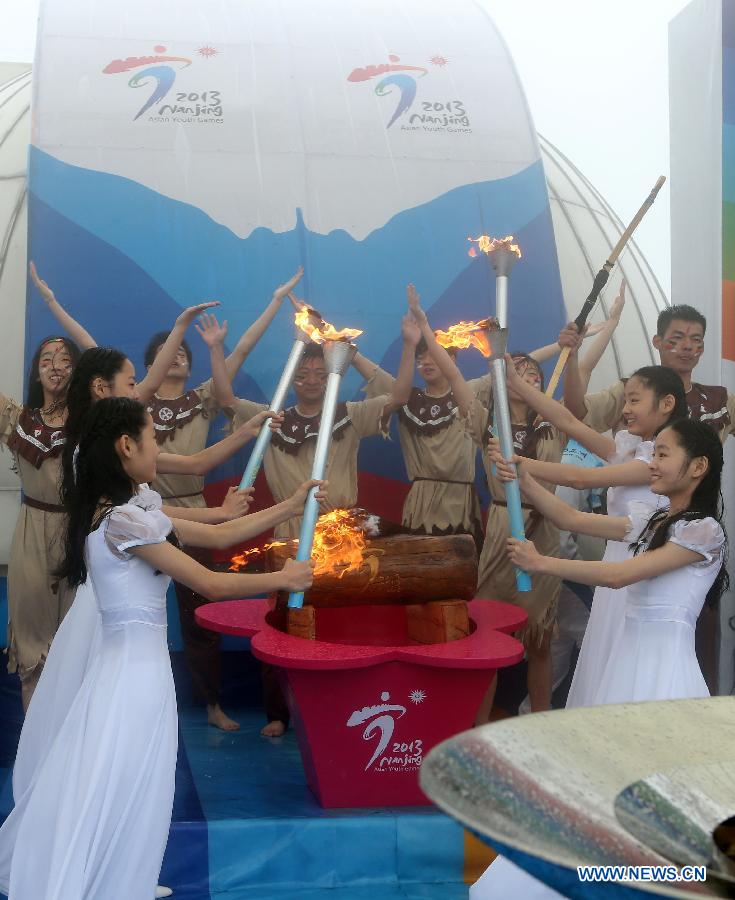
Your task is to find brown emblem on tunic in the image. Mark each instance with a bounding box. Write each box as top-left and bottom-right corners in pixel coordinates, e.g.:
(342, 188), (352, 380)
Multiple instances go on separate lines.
(485, 415), (554, 460)
(148, 390), (206, 444)
(271, 403), (350, 455)
(7, 408), (66, 469)
(398, 388), (458, 436)
(686, 383), (730, 433)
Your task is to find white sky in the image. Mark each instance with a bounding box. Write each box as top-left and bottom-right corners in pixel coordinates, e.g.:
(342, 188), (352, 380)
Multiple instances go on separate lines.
(1, 0), (693, 295)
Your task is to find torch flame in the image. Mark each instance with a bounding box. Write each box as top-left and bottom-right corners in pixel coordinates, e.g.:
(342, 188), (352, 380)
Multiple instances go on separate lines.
(229, 508), (369, 578)
(294, 307), (363, 344)
(434, 317), (500, 358)
(467, 234), (522, 260)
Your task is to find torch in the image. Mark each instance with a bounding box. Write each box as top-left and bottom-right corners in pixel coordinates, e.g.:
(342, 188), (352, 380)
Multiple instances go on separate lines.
(238, 305), (326, 490)
(287, 315), (362, 609)
(468, 235), (530, 592)
(544, 175), (666, 397)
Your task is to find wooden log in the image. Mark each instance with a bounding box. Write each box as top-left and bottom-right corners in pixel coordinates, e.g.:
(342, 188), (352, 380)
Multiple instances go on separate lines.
(287, 606), (316, 640)
(406, 599), (470, 644)
(267, 533), (477, 608)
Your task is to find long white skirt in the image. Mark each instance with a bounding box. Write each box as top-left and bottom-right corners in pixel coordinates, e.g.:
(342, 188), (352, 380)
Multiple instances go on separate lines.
(11, 580), (100, 800)
(0, 617), (177, 899)
(565, 539), (628, 708)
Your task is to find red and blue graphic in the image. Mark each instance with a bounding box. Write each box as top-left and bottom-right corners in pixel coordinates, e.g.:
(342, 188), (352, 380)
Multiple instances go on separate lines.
(103, 44), (193, 120)
(348, 54), (435, 128)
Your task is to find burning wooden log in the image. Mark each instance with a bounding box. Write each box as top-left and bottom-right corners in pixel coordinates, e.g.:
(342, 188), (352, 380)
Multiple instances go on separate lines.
(267, 533), (478, 608)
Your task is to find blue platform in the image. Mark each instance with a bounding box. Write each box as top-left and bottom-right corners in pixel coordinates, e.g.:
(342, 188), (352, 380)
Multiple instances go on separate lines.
(0, 582), (470, 900)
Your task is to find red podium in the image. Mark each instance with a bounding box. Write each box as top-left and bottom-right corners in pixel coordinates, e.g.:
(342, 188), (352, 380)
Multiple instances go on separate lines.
(197, 598), (524, 808)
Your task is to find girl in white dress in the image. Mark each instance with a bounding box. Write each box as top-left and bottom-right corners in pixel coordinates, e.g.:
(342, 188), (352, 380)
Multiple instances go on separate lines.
(495, 360), (688, 707)
(0, 397), (319, 900)
(472, 418), (728, 900)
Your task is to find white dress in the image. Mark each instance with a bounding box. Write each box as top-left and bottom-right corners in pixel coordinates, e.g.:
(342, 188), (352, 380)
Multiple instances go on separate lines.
(0, 495), (178, 900)
(470, 514), (726, 900)
(592, 516), (724, 704)
(565, 431), (664, 708)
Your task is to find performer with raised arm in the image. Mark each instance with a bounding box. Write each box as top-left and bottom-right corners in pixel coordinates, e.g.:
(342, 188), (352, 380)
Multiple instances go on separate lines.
(407, 289), (565, 713)
(0, 397), (320, 900)
(490, 357), (688, 707)
(355, 286), (491, 548)
(563, 301), (735, 441)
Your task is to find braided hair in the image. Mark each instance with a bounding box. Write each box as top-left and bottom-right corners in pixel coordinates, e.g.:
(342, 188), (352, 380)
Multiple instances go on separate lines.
(61, 347), (129, 507)
(632, 419), (729, 607)
(26, 336), (82, 411)
(57, 397), (148, 587)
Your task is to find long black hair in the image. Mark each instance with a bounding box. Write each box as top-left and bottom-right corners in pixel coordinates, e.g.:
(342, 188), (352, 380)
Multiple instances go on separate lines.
(634, 418), (728, 607)
(25, 336), (82, 411)
(627, 365), (688, 431)
(57, 397), (148, 588)
(61, 347), (129, 506)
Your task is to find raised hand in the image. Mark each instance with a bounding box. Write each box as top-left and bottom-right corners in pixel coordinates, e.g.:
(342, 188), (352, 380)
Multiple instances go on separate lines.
(609, 280), (626, 321)
(401, 313), (421, 346)
(176, 301), (221, 329)
(280, 557), (315, 592)
(29, 261), (56, 304)
(273, 267), (304, 303)
(506, 536), (543, 572)
(195, 312), (228, 348)
(406, 283), (428, 327)
(220, 486), (254, 520)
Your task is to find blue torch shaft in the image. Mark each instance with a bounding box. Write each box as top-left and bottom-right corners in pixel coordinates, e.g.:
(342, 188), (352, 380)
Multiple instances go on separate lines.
(287, 371), (343, 609)
(238, 339), (308, 490)
(489, 356), (532, 593)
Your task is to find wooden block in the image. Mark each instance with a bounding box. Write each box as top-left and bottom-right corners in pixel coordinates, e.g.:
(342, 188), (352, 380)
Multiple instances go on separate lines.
(287, 606), (316, 641)
(406, 599), (469, 645)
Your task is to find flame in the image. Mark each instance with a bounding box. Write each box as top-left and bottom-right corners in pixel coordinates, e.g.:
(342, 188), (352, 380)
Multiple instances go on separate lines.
(228, 508), (368, 578)
(434, 318), (499, 358)
(467, 234), (522, 259)
(311, 509), (368, 577)
(294, 307), (363, 344)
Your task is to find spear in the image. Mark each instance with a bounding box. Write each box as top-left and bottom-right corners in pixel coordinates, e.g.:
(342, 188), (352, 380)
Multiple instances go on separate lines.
(544, 175), (666, 398)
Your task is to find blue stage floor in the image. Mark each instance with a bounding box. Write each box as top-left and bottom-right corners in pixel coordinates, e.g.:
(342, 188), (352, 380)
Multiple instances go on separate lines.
(0, 644), (470, 899)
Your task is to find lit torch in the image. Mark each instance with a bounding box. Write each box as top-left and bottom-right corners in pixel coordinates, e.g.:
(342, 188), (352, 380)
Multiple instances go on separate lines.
(469, 234), (531, 593)
(238, 306), (325, 490)
(434, 318), (493, 357)
(467, 234), (522, 328)
(287, 318), (362, 609)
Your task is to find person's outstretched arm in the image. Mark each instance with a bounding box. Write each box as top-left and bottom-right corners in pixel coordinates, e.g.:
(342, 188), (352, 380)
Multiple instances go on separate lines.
(504, 354), (615, 460)
(508, 534), (705, 590)
(156, 410), (278, 475)
(137, 301), (221, 404)
(133, 540), (314, 600)
(223, 267), (304, 382)
(389, 314), (421, 406)
(169, 479), (327, 550)
(406, 284), (475, 413)
(29, 262), (98, 350)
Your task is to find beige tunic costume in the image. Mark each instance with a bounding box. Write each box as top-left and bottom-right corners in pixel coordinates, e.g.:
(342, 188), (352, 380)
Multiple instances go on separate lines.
(365, 368), (491, 542)
(0, 395), (73, 679)
(232, 394), (390, 539)
(149, 378), (222, 506)
(467, 397), (565, 644)
(583, 379), (735, 443)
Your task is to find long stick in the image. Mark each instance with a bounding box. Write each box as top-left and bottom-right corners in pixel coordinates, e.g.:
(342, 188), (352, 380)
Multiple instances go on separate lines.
(238, 337), (308, 490)
(545, 175), (666, 397)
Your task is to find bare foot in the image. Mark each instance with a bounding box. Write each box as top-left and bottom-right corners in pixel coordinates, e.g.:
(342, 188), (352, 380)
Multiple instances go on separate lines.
(260, 719), (286, 737)
(207, 704), (240, 732)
